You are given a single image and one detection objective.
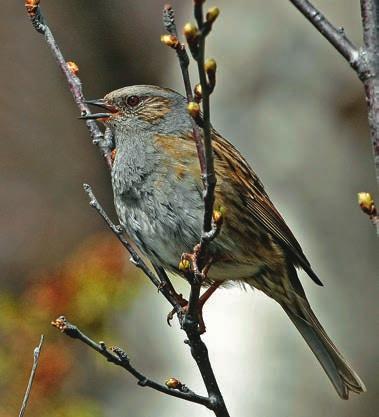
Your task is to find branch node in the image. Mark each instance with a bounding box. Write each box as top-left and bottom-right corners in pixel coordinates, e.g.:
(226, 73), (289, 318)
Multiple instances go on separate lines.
(51, 316), (79, 338)
(165, 377), (184, 390)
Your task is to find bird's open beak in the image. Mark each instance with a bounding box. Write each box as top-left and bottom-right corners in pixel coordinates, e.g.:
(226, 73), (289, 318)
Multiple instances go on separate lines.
(79, 99), (118, 120)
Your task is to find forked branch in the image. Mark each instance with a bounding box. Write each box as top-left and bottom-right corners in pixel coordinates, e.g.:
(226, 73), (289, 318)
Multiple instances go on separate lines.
(26, 1), (230, 416)
(289, 0), (379, 233)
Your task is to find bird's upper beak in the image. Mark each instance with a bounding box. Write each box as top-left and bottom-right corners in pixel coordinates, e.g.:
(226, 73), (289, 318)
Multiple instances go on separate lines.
(79, 99), (118, 120)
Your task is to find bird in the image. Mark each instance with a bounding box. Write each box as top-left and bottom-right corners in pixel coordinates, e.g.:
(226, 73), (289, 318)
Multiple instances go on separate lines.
(82, 84), (366, 399)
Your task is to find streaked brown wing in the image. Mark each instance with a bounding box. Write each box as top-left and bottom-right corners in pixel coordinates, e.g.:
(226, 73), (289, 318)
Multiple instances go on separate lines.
(212, 131), (323, 286)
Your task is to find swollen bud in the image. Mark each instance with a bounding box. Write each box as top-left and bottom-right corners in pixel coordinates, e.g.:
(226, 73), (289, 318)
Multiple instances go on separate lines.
(358, 192), (376, 215)
(187, 101), (201, 118)
(194, 83), (202, 101)
(206, 7), (220, 24)
(165, 377), (183, 390)
(160, 34), (180, 49)
(213, 206), (225, 225)
(183, 22), (199, 41)
(67, 61), (79, 75)
(25, 0), (40, 16)
(178, 259), (191, 272)
(204, 58), (217, 73)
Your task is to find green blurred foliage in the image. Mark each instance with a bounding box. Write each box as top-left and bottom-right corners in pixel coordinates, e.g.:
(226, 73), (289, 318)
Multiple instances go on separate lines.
(0, 233), (141, 417)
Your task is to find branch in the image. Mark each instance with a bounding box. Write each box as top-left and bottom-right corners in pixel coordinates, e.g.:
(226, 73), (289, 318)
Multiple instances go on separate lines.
(83, 182), (229, 416)
(82, 183), (183, 311)
(18, 335), (44, 417)
(162, 4), (230, 417)
(51, 317), (212, 409)
(360, 0), (379, 207)
(26, 1), (229, 416)
(25, 0), (113, 168)
(162, 5), (206, 176)
(288, 0), (379, 233)
(289, 0), (364, 73)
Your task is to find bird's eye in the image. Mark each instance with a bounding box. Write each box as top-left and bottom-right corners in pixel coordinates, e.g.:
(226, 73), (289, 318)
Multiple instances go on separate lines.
(126, 95), (140, 107)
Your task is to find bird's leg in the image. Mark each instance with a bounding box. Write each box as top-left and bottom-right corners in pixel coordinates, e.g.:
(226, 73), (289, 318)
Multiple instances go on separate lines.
(166, 289), (189, 327)
(196, 281), (222, 333)
(167, 281), (221, 334)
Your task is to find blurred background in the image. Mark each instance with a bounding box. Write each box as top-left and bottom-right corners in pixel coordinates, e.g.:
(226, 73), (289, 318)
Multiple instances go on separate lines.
(1, 1), (377, 417)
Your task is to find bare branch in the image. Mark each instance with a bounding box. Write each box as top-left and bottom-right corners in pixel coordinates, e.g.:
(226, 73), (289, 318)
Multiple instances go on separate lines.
(18, 335), (44, 417)
(162, 4), (230, 416)
(162, 5), (206, 176)
(360, 0), (379, 195)
(191, 2), (217, 240)
(51, 317), (212, 409)
(27, 2), (229, 416)
(82, 183), (183, 310)
(288, 0), (363, 72)
(25, 0), (113, 168)
(288, 0), (379, 233)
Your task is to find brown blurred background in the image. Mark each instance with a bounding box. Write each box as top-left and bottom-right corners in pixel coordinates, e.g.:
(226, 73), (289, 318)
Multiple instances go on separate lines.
(0, 1), (378, 417)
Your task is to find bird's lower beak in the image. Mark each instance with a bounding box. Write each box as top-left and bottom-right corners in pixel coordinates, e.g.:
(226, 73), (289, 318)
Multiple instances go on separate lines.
(79, 99), (118, 121)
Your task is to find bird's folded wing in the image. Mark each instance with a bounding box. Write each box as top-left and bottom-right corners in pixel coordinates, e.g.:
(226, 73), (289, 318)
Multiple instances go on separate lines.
(212, 131), (323, 286)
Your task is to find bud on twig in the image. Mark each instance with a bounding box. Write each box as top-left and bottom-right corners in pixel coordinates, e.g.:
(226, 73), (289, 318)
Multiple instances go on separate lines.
(204, 58), (217, 73)
(51, 317), (67, 332)
(165, 377), (183, 390)
(178, 259), (191, 272)
(160, 34), (180, 49)
(204, 58), (217, 92)
(358, 192), (377, 216)
(212, 206), (225, 225)
(187, 101), (201, 118)
(67, 61), (79, 75)
(25, 0), (40, 17)
(206, 7), (220, 24)
(183, 22), (199, 41)
(194, 83), (202, 102)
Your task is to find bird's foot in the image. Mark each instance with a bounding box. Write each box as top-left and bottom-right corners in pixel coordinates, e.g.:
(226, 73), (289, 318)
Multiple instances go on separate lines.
(180, 244), (213, 284)
(167, 300), (207, 334)
(166, 282), (221, 334)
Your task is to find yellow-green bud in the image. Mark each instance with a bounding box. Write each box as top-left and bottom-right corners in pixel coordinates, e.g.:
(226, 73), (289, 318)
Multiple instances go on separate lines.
(206, 7), (220, 24)
(160, 34), (179, 49)
(194, 83), (202, 99)
(165, 377), (183, 389)
(204, 58), (217, 73)
(67, 61), (79, 75)
(358, 192), (376, 215)
(183, 22), (198, 40)
(187, 101), (201, 118)
(178, 259), (191, 271)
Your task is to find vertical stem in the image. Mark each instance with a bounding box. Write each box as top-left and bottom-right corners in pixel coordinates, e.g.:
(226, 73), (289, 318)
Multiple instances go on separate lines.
(360, 0), (379, 190)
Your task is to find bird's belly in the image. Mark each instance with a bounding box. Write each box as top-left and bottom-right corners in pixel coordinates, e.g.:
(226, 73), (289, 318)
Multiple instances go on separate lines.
(113, 189), (203, 270)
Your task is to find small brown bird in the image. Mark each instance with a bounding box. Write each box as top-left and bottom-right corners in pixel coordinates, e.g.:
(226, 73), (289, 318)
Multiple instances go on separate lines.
(83, 85), (366, 399)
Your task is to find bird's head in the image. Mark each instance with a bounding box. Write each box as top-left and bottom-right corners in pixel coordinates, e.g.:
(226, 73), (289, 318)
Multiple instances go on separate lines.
(82, 85), (190, 134)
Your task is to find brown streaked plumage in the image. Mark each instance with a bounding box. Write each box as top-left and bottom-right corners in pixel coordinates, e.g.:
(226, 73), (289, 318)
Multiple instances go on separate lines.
(84, 84), (366, 400)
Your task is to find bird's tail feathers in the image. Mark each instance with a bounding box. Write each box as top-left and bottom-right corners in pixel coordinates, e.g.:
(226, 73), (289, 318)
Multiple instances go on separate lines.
(282, 298), (366, 399)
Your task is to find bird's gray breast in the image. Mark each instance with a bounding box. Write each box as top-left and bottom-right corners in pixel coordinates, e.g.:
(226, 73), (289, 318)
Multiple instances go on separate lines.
(111, 129), (203, 269)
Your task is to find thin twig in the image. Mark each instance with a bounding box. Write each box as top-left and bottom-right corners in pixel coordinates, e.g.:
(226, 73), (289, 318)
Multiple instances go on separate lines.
(25, 0), (112, 168)
(83, 183), (182, 310)
(18, 335), (44, 417)
(190, 2), (218, 248)
(360, 0), (379, 199)
(51, 317), (212, 409)
(289, 0), (363, 72)
(162, 5), (206, 175)
(27, 2), (229, 416)
(162, 4), (230, 417)
(288, 0), (379, 233)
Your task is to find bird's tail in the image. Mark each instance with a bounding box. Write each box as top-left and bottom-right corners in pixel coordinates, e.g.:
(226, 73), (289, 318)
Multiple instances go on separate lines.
(282, 295), (366, 399)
